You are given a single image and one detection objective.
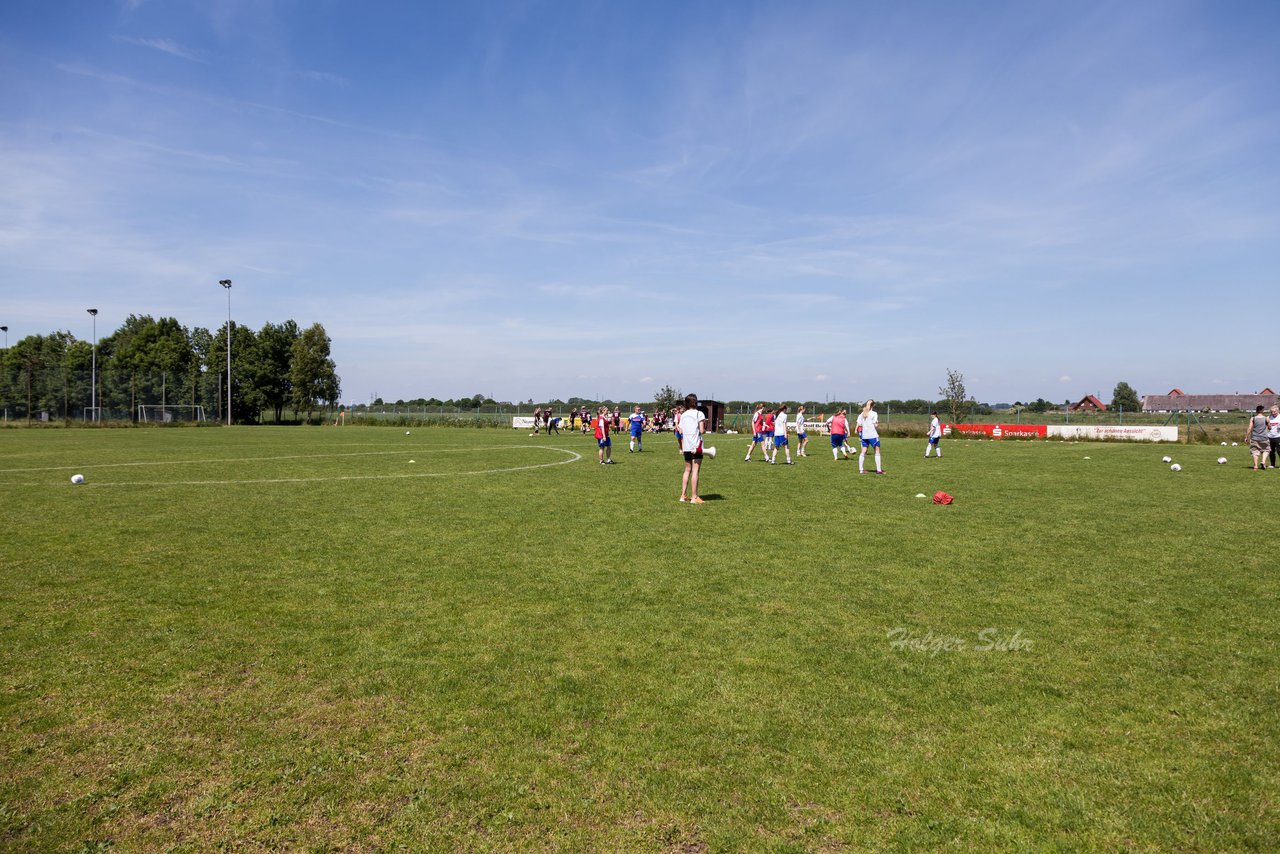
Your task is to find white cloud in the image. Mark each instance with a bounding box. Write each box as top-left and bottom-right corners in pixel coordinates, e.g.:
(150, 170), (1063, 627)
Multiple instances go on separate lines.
(115, 36), (207, 63)
(1059, 376), (1073, 383)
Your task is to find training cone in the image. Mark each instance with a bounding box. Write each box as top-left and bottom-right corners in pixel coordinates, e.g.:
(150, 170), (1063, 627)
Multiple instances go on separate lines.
(704, 446), (717, 459)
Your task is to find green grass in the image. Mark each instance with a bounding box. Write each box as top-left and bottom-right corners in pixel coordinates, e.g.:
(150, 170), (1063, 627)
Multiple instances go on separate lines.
(1, 427), (1276, 851)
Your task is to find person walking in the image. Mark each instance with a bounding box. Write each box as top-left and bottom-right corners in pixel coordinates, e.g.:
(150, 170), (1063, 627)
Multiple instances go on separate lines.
(925, 411), (943, 458)
(1248, 405), (1269, 470)
(828, 408), (851, 461)
(795, 405), (809, 457)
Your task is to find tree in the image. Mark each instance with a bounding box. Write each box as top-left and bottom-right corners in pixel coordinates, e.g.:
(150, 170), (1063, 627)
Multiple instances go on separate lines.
(255, 320), (300, 422)
(1111, 381), (1140, 413)
(938, 369), (974, 424)
(289, 323), (340, 421)
(653, 384), (682, 413)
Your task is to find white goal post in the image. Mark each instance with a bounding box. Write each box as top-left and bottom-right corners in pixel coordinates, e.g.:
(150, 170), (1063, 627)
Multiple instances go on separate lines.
(138, 405), (207, 424)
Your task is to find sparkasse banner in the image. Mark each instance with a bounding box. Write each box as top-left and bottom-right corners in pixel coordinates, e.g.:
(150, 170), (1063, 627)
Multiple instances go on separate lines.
(943, 424), (1047, 439)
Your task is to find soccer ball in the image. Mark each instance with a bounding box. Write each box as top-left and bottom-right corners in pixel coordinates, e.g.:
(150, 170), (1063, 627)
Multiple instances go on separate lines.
(1161, 456), (1172, 463)
(70, 474), (85, 484)
(1170, 463), (1182, 472)
(1221, 442), (1228, 446)
(1217, 457), (1227, 464)
(405, 431), (411, 435)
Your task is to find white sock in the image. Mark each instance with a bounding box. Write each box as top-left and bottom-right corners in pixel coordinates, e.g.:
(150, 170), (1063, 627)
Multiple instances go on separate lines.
(875, 451), (882, 471)
(925, 443), (931, 457)
(859, 451), (865, 472)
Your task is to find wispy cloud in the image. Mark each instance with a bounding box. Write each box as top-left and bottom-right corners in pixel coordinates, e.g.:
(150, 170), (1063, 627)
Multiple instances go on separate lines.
(115, 36), (207, 63)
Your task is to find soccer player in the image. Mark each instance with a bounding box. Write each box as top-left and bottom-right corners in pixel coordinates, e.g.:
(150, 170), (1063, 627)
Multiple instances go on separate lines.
(925, 410), (943, 458)
(678, 393), (707, 503)
(770, 405), (793, 464)
(595, 406), (614, 465)
(856, 399), (884, 474)
(629, 405), (646, 452)
(762, 407), (776, 456)
(744, 403), (767, 461)
(828, 408), (850, 461)
(795, 405), (808, 457)
(672, 405), (684, 449)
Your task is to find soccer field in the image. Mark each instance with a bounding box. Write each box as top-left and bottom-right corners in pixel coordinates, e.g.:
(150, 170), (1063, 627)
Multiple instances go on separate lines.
(1, 426), (1276, 850)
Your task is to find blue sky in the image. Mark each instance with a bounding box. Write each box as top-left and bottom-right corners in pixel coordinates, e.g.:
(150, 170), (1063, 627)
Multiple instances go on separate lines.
(2, 0), (1277, 405)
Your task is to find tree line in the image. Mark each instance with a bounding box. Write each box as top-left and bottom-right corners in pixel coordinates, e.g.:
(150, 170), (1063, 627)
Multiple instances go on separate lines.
(0, 315), (340, 423)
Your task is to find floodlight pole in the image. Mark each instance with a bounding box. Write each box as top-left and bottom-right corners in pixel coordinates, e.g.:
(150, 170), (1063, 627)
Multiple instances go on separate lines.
(87, 309), (98, 422)
(219, 280), (232, 426)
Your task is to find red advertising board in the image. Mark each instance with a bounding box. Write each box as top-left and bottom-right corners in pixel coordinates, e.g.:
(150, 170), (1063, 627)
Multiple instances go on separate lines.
(943, 423), (1047, 439)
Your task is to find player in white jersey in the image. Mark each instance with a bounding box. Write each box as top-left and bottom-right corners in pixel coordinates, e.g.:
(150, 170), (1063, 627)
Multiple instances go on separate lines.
(769, 405), (793, 465)
(925, 411), (942, 458)
(856, 399), (884, 474)
(795, 405), (808, 456)
(678, 393), (707, 504)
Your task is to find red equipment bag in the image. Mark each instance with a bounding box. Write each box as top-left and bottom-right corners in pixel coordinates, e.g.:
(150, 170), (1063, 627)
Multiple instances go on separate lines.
(932, 491), (954, 505)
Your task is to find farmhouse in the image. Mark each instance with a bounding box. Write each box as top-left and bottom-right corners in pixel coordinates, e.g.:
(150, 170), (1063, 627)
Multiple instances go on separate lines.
(1068, 394), (1107, 413)
(1141, 388), (1279, 413)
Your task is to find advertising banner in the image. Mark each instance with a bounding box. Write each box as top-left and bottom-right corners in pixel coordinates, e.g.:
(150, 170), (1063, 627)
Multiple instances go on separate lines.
(943, 424), (1048, 439)
(1048, 424), (1178, 442)
(512, 417), (535, 429)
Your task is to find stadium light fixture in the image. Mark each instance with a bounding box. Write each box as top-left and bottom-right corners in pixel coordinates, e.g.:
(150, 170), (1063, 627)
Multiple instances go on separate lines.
(87, 309), (98, 422)
(219, 280), (232, 426)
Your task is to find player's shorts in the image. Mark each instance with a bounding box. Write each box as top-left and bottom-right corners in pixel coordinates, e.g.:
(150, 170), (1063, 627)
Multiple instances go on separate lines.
(683, 448), (703, 462)
(928, 436), (940, 445)
(630, 427), (643, 437)
(797, 432), (806, 440)
(862, 437), (880, 448)
(1251, 437), (1269, 455)
(774, 434), (788, 447)
(830, 433), (846, 448)
(753, 432), (765, 443)
(598, 437), (611, 448)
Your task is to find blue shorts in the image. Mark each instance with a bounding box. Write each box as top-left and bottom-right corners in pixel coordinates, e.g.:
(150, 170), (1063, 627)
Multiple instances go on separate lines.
(630, 428), (643, 438)
(928, 436), (940, 445)
(598, 437), (611, 448)
(774, 435), (788, 447)
(753, 432), (765, 443)
(862, 437), (880, 448)
(830, 433), (846, 448)
(797, 432), (807, 440)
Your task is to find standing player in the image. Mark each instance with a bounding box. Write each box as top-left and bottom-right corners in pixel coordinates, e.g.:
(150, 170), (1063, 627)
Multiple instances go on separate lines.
(856, 399), (885, 474)
(672, 404), (684, 450)
(628, 405), (646, 452)
(595, 405), (615, 465)
(762, 407), (776, 457)
(828, 408), (851, 461)
(745, 403), (767, 462)
(532, 406), (542, 434)
(770, 405), (793, 465)
(795, 405), (808, 457)
(925, 410), (943, 458)
(678, 393), (707, 504)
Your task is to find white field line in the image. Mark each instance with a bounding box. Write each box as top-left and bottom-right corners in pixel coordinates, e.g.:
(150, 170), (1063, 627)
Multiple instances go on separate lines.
(24, 446), (583, 487)
(0, 446), (519, 474)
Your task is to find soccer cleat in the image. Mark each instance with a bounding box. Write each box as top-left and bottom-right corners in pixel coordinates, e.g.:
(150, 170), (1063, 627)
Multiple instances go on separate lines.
(690, 496), (705, 504)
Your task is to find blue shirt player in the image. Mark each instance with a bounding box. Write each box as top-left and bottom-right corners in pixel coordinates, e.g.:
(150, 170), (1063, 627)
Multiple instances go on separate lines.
(628, 406), (646, 453)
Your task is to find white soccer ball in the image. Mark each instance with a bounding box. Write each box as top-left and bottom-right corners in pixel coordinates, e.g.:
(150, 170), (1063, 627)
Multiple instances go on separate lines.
(1217, 457), (1227, 464)
(1161, 456), (1172, 463)
(70, 474), (85, 485)
(1232, 442), (1239, 446)
(1170, 463), (1182, 472)
(405, 431), (411, 435)
(1221, 442), (1228, 446)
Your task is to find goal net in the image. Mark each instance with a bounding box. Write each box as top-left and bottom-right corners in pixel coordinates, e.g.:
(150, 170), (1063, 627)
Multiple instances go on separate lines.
(138, 405), (207, 424)
(82, 407), (108, 422)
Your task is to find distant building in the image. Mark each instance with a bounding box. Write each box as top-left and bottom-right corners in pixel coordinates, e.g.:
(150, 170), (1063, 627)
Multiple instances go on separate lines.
(1142, 389), (1279, 413)
(1069, 394), (1107, 413)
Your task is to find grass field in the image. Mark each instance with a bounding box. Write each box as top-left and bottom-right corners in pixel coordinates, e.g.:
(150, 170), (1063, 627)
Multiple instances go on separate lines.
(1, 426), (1276, 851)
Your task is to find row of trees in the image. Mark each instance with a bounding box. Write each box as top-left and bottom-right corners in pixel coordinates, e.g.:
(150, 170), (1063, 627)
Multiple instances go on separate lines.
(0, 315), (340, 423)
